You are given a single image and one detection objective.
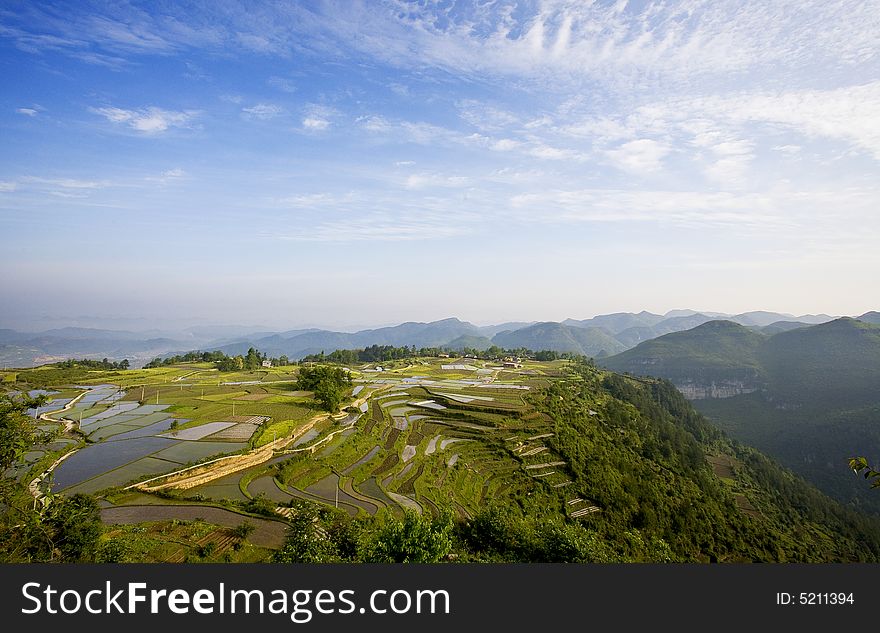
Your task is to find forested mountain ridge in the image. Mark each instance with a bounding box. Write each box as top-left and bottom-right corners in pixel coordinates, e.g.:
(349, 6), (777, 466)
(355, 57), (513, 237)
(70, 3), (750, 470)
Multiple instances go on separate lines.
(601, 320), (767, 395)
(601, 317), (880, 514)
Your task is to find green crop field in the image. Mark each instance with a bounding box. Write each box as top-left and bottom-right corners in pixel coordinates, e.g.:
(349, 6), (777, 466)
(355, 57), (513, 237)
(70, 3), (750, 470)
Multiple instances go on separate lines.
(7, 352), (880, 564)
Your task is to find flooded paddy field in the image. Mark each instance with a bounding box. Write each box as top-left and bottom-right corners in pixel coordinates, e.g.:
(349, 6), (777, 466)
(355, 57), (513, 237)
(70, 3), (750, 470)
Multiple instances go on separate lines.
(7, 356), (568, 544)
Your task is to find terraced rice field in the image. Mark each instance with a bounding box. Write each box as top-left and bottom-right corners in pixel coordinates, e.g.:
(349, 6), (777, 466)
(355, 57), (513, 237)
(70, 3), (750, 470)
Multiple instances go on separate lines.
(41, 383), (268, 494)
(192, 362), (563, 520)
(16, 357), (580, 539)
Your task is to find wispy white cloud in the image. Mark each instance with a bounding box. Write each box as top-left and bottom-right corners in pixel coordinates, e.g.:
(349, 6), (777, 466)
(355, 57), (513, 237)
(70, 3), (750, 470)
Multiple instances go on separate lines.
(145, 168), (186, 184)
(357, 115), (392, 133)
(404, 173), (470, 190)
(490, 138), (521, 152)
(457, 100), (520, 131)
(301, 104), (336, 131)
(304, 1), (878, 93)
(16, 107), (39, 116)
(630, 82), (880, 161)
(235, 32), (276, 54)
(4, 2), (874, 93)
(773, 145), (802, 156)
(274, 193), (355, 208)
(302, 116), (330, 131)
(23, 176), (109, 189)
(267, 76), (296, 93)
(0, 181), (17, 192)
(90, 106), (199, 134)
(398, 121), (457, 144)
(508, 186), (879, 235)
(389, 83), (410, 98)
(606, 139), (671, 173)
(356, 115), (469, 146)
(242, 103), (282, 120)
(273, 215), (469, 242)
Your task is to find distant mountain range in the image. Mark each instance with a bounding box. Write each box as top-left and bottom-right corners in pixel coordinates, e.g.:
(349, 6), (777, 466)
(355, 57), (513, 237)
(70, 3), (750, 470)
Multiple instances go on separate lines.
(601, 316), (880, 513)
(206, 310), (848, 360)
(0, 309), (872, 369)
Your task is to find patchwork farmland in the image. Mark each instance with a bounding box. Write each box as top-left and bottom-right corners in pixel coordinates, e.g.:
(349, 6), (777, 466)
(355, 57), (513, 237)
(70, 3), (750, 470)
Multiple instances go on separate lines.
(7, 358), (588, 527)
(5, 352), (876, 564)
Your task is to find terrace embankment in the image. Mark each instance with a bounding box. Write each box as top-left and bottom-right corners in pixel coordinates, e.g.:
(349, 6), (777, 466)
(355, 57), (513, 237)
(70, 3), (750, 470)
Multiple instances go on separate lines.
(131, 388), (383, 492)
(100, 505), (287, 548)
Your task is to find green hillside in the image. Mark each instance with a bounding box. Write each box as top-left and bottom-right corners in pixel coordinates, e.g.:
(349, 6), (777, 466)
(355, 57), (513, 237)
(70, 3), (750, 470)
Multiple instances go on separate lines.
(602, 320), (766, 385)
(492, 322), (626, 357)
(602, 318), (880, 513)
(761, 318), (880, 409)
(444, 334), (493, 351)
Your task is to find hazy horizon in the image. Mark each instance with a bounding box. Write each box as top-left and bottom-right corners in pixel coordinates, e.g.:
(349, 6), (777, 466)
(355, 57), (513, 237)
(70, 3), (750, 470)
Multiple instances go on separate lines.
(2, 2), (878, 327)
(0, 306), (866, 335)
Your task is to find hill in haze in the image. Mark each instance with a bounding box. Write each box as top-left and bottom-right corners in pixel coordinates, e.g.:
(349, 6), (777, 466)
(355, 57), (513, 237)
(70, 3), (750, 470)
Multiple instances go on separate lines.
(0, 309), (849, 368)
(602, 320), (767, 398)
(602, 316), (880, 513)
(492, 322), (626, 357)
(859, 311), (880, 324)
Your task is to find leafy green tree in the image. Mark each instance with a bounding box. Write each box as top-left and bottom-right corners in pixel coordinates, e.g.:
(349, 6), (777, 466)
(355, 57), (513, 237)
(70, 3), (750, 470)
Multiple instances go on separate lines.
(44, 493), (102, 561)
(296, 365), (352, 412)
(242, 493), (277, 517)
(314, 381), (342, 412)
(95, 538), (130, 562)
(231, 521), (256, 540)
(245, 347), (262, 370)
(850, 457), (880, 489)
(364, 510), (453, 563)
(0, 393), (47, 471)
(273, 503), (340, 562)
(1, 394), (102, 562)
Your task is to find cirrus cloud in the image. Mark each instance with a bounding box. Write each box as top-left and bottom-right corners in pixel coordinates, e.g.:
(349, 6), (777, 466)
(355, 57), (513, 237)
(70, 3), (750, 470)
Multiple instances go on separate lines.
(90, 105), (199, 134)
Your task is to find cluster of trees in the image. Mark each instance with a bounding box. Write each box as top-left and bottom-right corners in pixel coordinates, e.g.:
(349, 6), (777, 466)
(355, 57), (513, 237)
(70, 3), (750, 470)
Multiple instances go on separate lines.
(0, 394), (104, 562)
(301, 345), (578, 364)
(302, 345), (420, 364)
(144, 350), (227, 368)
(217, 347), (266, 371)
(295, 365), (352, 412)
(145, 349), (292, 371)
(55, 358), (129, 370)
(273, 502), (454, 563)
(269, 499), (668, 563)
(148, 345), (576, 372)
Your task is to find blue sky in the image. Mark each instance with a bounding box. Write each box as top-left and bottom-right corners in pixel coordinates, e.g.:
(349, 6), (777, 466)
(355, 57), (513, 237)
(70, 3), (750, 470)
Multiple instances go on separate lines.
(1, 0), (878, 330)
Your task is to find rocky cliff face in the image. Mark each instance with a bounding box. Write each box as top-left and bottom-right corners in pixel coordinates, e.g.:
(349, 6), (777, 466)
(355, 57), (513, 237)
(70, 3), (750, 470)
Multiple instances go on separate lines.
(675, 380), (759, 400)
